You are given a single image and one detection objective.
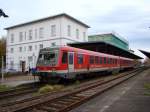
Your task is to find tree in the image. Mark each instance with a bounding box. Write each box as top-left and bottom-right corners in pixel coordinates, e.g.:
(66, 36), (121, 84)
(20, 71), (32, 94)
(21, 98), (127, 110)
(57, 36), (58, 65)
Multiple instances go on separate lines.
(0, 36), (6, 69)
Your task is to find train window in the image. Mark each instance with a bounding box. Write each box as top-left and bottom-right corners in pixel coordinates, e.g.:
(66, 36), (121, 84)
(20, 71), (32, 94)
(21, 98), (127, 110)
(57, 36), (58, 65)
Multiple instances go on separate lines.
(77, 54), (83, 64)
(115, 59), (117, 64)
(110, 58), (112, 64)
(104, 57), (106, 64)
(95, 56), (99, 64)
(107, 58), (110, 64)
(90, 56), (94, 64)
(69, 53), (73, 64)
(99, 57), (103, 64)
(62, 52), (67, 64)
(112, 59), (115, 64)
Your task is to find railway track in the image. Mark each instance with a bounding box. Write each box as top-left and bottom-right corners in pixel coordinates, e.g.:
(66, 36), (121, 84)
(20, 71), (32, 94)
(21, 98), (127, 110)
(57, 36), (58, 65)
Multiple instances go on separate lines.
(1, 67), (147, 112)
(0, 83), (40, 100)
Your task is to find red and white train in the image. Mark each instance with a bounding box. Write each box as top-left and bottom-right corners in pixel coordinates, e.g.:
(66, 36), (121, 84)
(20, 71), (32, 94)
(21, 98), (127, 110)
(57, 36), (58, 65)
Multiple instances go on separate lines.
(35, 46), (134, 82)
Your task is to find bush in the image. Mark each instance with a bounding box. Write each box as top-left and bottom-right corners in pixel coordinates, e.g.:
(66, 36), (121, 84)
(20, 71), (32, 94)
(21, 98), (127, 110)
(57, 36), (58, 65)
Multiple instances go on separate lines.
(38, 85), (54, 94)
(53, 85), (64, 91)
(75, 80), (80, 85)
(38, 84), (65, 94)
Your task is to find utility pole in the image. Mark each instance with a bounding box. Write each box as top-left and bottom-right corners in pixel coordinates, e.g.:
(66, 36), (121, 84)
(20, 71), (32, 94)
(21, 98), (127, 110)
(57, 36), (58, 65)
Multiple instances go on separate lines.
(1, 56), (4, 83)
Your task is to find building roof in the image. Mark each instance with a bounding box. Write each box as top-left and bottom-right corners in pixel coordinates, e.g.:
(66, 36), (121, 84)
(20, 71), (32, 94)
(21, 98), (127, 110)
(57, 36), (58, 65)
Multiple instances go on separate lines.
(5, 13), (90, 30)
(139, 50), (150, 58)
(68, 41), (142, 59)
(89, 33), (129, 45)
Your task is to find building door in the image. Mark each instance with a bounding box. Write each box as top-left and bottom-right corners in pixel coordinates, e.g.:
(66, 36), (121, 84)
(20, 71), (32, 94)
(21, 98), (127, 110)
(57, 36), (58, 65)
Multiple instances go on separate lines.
(21, 61), (25, 72)
(68, 52), (74, 73)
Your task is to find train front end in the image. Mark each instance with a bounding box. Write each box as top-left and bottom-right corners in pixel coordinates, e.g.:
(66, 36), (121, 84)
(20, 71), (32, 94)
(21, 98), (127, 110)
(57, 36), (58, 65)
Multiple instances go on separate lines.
(35, 47), (61, 82)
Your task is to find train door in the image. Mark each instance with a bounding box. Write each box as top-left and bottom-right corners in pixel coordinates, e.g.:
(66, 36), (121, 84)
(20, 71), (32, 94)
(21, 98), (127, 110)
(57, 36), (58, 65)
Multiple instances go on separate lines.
(68, 52), (74, 73)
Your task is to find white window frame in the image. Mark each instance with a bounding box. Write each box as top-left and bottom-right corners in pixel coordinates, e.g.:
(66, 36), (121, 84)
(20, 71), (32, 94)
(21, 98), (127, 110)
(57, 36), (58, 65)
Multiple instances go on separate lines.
(28, 46), (32, 51)
(39, 44), (43, 49)
(29, 30), (32, 40)
(10, 34), (14, 43)
(24, 32), (26, 40)
(19, 32), (23, 42)
(76, 29), (79, 39)
(19, 47), (22, 52)
(10, 48), (14, 53)
(35, 29), (37, 39)
(51, 42), (56, 46)
(83, 32), (86, 41)
(67, 25), (71, 36)
(51, 25), (56, 37)
(39, 27), (44, 38)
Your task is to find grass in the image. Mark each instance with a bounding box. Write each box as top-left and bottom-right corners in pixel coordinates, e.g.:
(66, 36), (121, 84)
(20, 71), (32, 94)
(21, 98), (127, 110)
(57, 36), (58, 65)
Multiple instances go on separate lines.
(144, 83), (150, 96)
(144, 83), (150, 90)
(0, 84), (12, 92)
(37, 84), (64, 94)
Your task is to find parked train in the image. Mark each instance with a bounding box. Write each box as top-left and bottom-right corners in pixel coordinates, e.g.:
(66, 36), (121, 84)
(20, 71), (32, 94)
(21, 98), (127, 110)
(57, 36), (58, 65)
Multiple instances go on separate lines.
(35, 46), (134, 82)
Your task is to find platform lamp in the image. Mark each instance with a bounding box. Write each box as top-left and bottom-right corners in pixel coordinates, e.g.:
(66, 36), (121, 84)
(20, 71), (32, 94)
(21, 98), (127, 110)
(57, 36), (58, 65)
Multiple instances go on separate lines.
(0, 9), (9, 17)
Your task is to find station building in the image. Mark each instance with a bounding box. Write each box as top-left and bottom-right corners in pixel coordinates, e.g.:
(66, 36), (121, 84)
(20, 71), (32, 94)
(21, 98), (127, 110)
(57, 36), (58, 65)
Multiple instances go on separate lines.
(5, 13), (90, 72)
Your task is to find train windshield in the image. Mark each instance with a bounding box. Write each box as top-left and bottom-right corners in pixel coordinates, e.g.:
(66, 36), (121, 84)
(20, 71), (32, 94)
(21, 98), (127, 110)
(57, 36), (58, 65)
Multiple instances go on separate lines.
(37, 49), (59, 66)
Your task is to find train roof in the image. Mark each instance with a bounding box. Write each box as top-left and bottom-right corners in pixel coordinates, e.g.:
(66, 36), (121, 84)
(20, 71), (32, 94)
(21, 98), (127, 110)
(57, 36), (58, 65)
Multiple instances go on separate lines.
(43, 46), (132, 60)
(62, 46), (133, 60)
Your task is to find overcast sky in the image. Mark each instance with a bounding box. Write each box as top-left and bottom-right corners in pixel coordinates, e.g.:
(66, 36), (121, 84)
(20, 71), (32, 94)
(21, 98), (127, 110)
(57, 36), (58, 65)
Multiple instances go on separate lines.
(0, 0), (150, 59)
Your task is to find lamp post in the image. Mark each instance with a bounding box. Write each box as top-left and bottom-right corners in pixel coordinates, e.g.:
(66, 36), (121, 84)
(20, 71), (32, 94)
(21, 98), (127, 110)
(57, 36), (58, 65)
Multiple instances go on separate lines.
(1, 9), (8, 82)
(1, 56), (4, 83)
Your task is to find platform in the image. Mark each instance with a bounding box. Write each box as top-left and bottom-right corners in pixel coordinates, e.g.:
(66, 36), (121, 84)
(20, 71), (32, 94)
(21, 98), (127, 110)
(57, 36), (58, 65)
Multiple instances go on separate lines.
(0, 75), (39, 87)
(70, 68), (150, 112)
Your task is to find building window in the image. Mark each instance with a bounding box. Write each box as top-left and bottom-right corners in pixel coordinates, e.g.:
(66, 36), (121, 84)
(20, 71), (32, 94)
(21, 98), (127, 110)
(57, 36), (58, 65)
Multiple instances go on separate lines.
(76, 29), (79, 38)
(29, 30), (32, 40)
(10, 48), (14, 53)
(10, 61), (14, 69)
(51, 42), (56, 46)
(39, 44), (43, 49)
(19, 47), (22, 52)
(39, 27), (44, 38)
(35, 29), (37, 39)
(28, 46), (32, 51)
(67, 25), (71, 36)
(83, 32), (86, 41)
(19, 32), (23, 42)
(10, 34), (14, 43)
(24, 46), (26, 52)
(24, 32), (26, 40)
(28, 56), (33, 63)
(51, 25), (56, 36)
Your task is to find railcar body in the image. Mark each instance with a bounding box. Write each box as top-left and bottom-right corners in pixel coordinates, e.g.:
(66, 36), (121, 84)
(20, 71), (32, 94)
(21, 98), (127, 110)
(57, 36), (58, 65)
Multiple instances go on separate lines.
(35, 46), (134, 81)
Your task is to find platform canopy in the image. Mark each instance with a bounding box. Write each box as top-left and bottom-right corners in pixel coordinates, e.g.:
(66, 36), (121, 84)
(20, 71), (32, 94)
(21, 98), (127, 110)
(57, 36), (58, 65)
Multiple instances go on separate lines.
(139, 50), (150, 58)
(68, 41), (142, 59)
